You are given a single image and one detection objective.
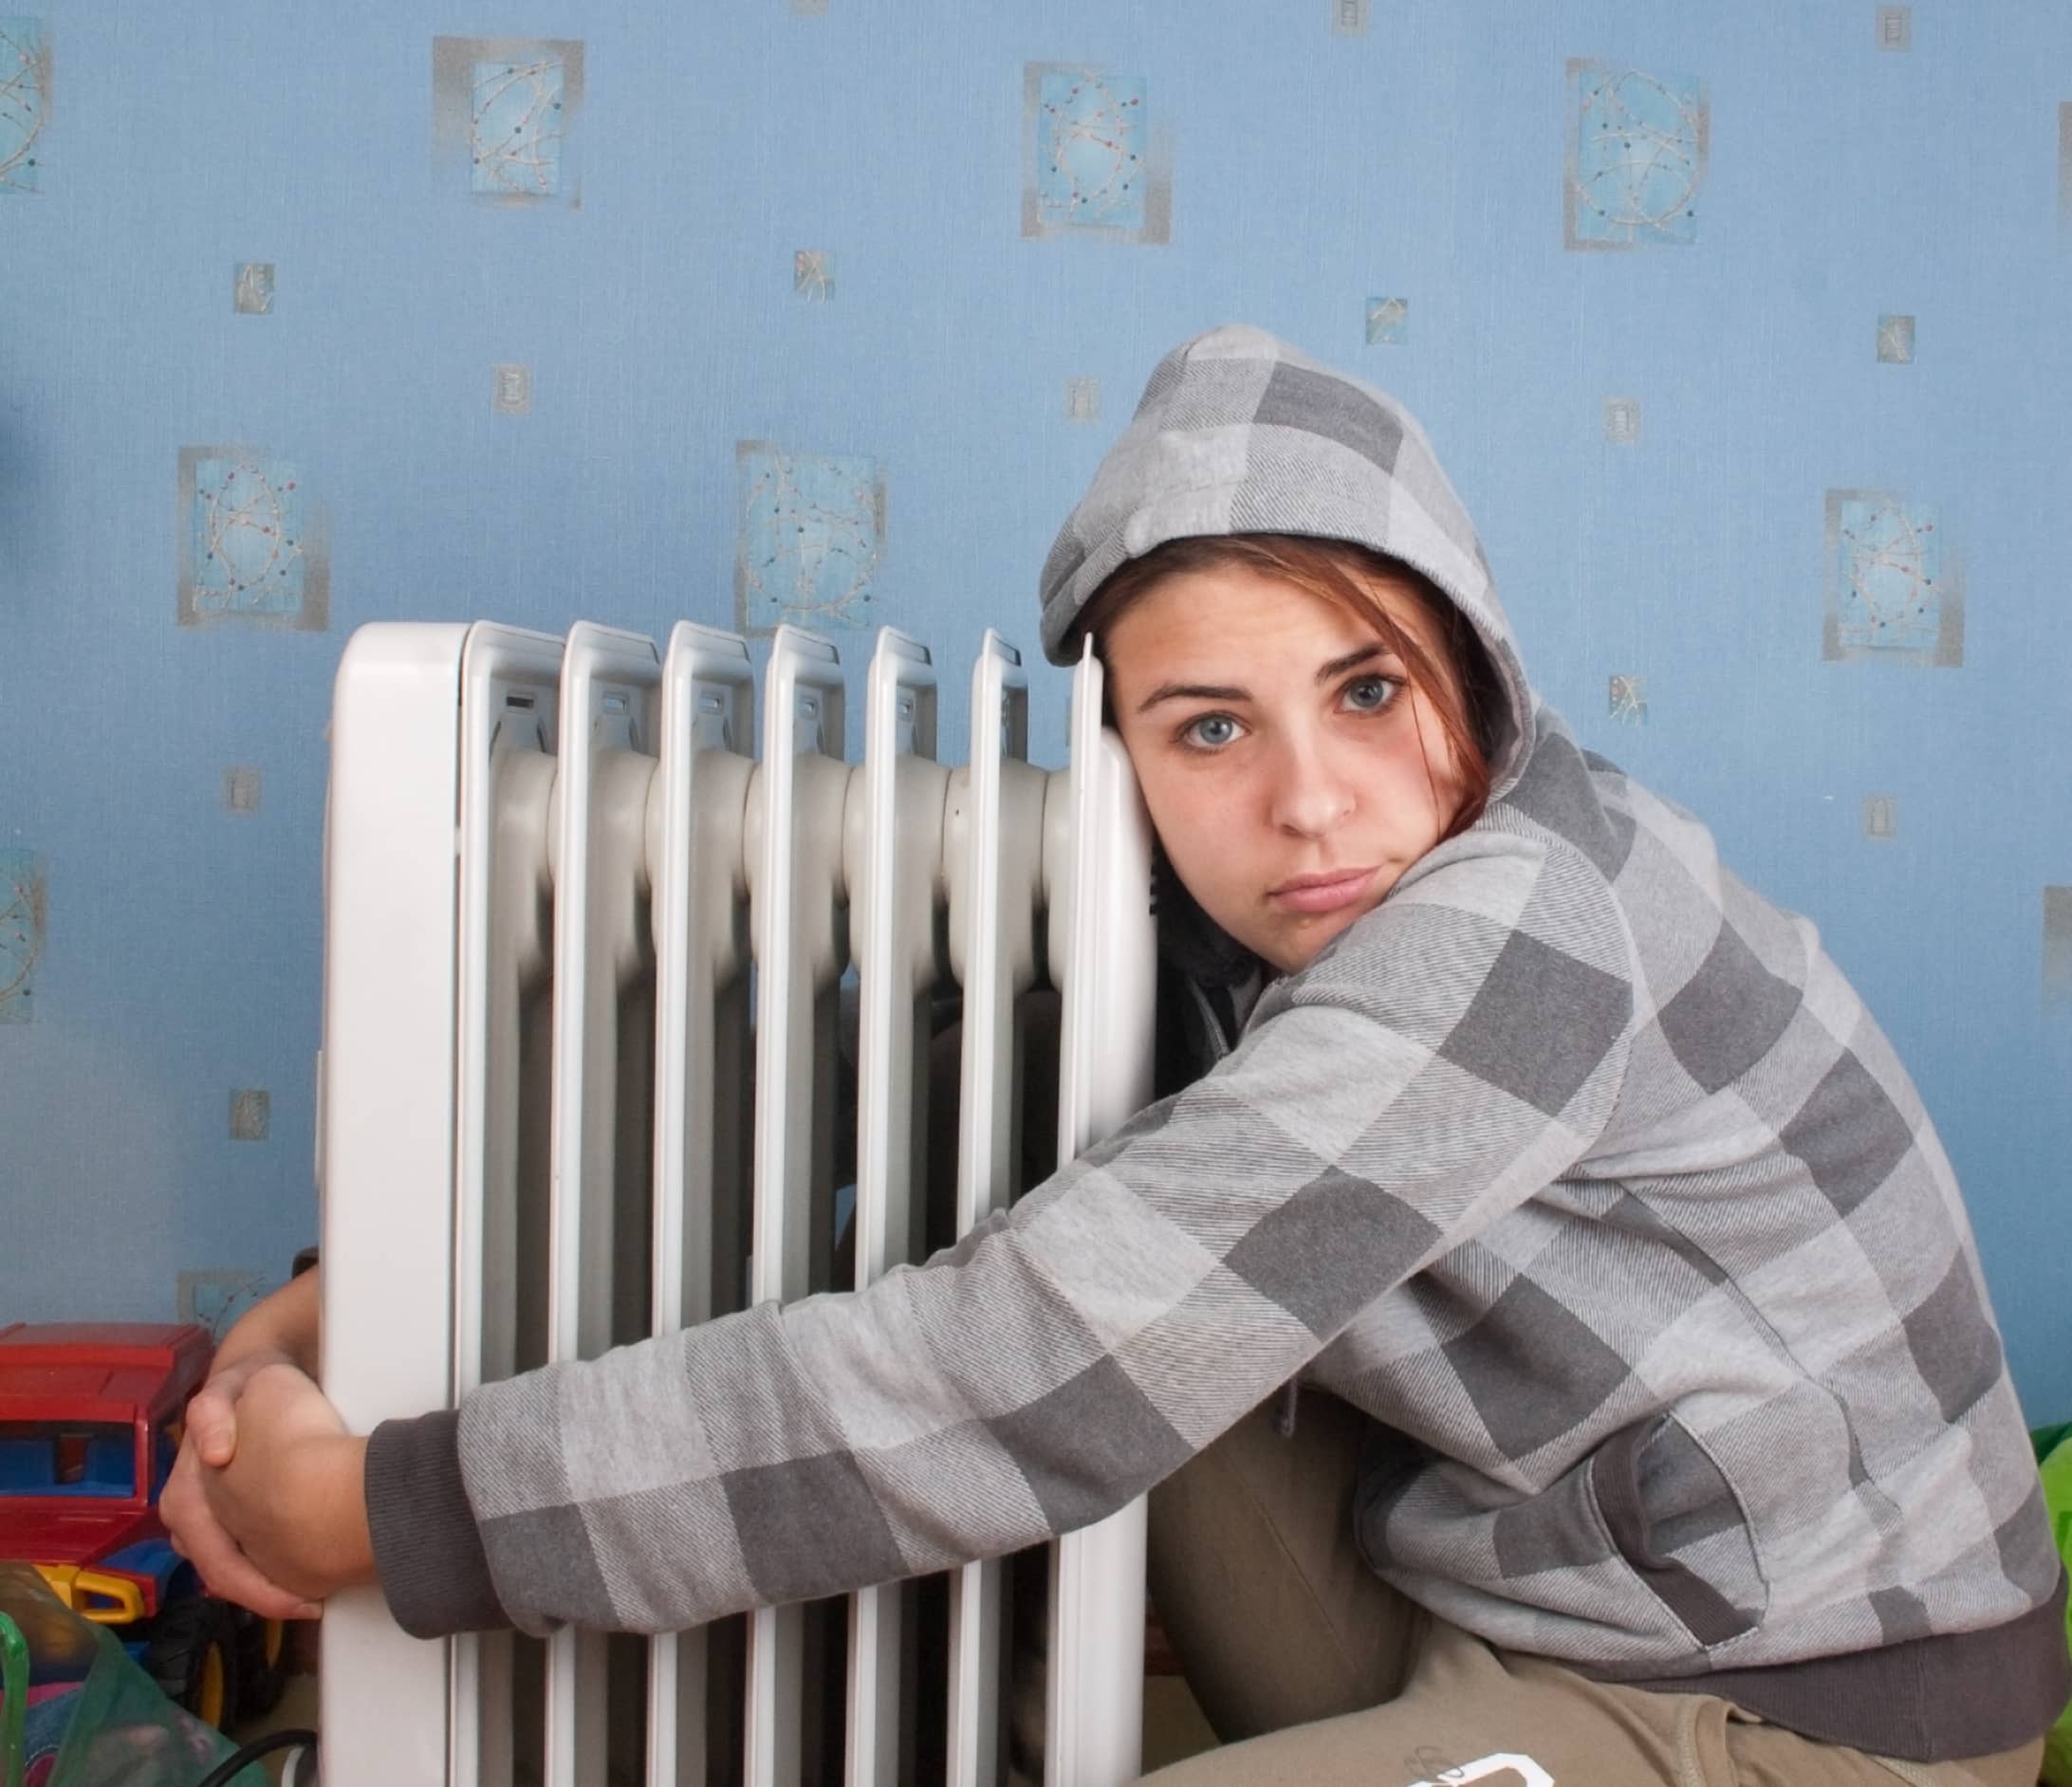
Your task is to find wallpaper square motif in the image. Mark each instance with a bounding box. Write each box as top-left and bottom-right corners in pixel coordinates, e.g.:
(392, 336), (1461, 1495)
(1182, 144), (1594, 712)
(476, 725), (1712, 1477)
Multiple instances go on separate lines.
(1822, 488), (1961, 666)
(1022, 64), (1171, 242)
(176, 1268), (267, 1334)
(1035, 69), (1145, 229)
(472, 58), (564, 196)
(492, 363), (531, 415)
(1877, 314), (1915, 363)
(0, 17), (46, 193)
(229, 1088), (269, 1141)
(1365, 297), (1408, 345)
(1608, 673), (1648, 724)
(177, 448), (330, 631)
(735, 443), (884, 635)
(0, 849), (45, 1024)
(1862, 795), (1897, 840)
(432, 38), (584, 208)
(2059, 105), (2072, 236)
(794, 249), (835, 301)
(1564, 61), (1708, 249)
(234, 263), (275, 315)
(223, 766), (263, 813)
(2047, 888), (2072, 1004)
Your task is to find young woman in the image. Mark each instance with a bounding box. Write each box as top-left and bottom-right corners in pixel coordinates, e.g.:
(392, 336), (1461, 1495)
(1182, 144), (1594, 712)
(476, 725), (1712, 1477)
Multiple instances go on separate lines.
(167, 325), (2066, 1784)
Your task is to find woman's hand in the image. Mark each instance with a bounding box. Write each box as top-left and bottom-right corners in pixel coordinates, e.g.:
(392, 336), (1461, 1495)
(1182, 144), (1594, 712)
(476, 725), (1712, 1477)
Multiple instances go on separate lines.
(184, 1340), (299, 1471)
(162, 1271), (329, 1618)
(197, 1362), (376, 1605)
(188, 1269), (322, 1467)
(163, 1411), (324, 1620)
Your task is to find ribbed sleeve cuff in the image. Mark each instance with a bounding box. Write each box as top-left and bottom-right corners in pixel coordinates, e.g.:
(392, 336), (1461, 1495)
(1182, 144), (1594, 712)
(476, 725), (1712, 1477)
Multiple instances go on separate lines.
(365, 1409), (511, 1638)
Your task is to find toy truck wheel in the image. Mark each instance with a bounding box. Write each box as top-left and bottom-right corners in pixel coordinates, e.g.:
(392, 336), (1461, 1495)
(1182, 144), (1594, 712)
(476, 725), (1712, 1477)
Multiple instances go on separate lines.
(235, 1609), (291, 1718)
(144, 1595), (239, 1730)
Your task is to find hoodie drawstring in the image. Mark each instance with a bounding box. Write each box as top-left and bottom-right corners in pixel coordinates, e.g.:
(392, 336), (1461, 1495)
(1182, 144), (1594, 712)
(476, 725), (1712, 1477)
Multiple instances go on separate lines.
(1275, 1377), (1301, 1439)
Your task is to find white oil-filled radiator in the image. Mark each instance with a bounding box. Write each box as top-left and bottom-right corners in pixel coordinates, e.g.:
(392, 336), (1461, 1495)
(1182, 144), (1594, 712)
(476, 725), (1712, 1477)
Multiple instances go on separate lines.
(315, 618), (1159, 1787)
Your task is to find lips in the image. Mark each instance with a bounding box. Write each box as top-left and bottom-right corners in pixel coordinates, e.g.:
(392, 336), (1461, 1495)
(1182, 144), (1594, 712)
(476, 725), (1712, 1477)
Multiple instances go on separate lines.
(1268, 866), (1378, 915)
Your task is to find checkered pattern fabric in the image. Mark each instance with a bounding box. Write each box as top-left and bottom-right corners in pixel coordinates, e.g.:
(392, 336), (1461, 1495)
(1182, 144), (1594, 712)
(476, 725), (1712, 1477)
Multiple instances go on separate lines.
(370, 327), (2066, 1758)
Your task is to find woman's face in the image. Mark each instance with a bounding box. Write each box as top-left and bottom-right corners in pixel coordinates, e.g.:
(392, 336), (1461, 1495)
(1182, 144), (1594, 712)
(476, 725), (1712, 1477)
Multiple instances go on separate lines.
(1101, 562), (1468, 976)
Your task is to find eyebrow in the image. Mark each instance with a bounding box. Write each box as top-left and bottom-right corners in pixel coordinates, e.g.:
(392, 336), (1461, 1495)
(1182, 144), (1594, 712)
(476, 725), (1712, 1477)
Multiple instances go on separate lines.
(1134, 644), (1394, 713)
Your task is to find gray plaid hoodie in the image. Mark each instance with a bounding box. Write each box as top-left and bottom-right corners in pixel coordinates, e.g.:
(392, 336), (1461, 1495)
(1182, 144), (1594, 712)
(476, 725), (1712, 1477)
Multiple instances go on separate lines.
(368, 326), (2068, 1760)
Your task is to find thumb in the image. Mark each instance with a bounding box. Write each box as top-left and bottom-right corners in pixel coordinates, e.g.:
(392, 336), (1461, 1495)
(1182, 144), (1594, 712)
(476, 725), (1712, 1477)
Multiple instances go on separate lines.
(187, 1348), (287, 1466)
(188, 1382), (239, 1467)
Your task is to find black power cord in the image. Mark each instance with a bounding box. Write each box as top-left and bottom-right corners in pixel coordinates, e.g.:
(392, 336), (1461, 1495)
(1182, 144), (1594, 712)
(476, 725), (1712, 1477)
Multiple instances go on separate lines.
(193, 1726), (319, 1787)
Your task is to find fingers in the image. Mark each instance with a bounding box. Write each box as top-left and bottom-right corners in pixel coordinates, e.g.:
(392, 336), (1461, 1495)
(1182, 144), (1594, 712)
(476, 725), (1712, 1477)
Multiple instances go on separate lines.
(161, 1436), (212, 1538)
(162, 1440), (322, 1621)
(187, 1381), (239, 1468)
(197, 1542), (324, 1623)
(188, 1350), (276, 1466)
(188, 1346), (305, 1467)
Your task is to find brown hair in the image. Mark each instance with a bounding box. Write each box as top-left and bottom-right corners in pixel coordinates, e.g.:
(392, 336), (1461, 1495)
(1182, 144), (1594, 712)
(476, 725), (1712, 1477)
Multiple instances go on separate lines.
(1073, 533), (1501, 841)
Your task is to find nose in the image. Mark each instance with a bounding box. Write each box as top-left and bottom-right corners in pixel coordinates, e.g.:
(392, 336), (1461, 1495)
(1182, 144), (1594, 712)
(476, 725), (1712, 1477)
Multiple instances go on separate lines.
(1267, 729), (1356, 838)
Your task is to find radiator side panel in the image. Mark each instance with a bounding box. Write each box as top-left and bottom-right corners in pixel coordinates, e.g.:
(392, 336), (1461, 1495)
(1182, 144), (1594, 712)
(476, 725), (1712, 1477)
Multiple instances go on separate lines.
(318, 621), (472, 1785)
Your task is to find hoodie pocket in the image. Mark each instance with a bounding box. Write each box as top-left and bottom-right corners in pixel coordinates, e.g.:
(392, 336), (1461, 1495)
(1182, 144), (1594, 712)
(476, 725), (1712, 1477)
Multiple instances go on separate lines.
(1589, 1414), (1766, 1649)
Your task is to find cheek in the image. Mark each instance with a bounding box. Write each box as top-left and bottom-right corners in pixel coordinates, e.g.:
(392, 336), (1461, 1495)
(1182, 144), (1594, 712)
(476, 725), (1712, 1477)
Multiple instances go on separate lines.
(1130, 763), (1245, 892)
(1138, 771), (1223, 859)
(1378, 703), (1465, 821)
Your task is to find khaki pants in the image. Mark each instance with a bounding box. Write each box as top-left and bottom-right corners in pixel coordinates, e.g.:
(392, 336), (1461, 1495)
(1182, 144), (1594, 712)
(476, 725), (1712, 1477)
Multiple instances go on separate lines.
(1141, 1392), (2044, 1787)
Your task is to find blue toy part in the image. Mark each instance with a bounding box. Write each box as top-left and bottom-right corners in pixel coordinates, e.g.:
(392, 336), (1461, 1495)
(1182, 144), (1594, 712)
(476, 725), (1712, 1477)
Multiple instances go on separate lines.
(0, 1428), (134, 1501)
(0, 1440), (39, 1492)
(92, 1544), (179, 1610)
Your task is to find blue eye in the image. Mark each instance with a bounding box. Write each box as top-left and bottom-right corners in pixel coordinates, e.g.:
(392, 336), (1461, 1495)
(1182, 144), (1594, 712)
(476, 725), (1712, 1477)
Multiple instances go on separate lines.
(1182, 713), (1241, 749)
(1343, 675), (1397, 713)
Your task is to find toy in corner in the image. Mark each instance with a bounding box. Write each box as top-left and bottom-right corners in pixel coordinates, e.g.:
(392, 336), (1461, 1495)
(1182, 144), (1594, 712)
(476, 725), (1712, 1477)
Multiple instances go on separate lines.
(0, 1323), (291, 1732)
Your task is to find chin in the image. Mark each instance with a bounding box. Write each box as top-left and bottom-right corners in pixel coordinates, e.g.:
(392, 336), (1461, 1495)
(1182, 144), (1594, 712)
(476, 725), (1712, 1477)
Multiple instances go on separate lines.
(1261, 934), (1327, 976)
(1270, 911), (1366, 975)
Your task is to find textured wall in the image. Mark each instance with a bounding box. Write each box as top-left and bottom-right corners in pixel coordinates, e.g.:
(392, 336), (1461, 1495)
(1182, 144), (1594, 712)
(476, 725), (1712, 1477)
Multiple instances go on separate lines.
(3, 2), (2068, 1414)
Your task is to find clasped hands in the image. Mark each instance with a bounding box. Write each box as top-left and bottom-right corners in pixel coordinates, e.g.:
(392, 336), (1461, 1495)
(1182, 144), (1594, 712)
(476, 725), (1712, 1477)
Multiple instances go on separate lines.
(160, 1346), (377, 1621)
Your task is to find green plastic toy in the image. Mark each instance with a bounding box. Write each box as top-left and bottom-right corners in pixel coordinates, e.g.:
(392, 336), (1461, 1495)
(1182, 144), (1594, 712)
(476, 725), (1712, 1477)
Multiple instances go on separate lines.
(2, 1606), (25, 1787)
(0, 1566), (263, 1787)
(2040, 1426), (2072, 1787)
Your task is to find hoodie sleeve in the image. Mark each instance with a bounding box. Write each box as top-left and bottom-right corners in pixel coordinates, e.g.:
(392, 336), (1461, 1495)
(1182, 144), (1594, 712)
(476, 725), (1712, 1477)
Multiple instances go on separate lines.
(368, 825), (1634, 1639)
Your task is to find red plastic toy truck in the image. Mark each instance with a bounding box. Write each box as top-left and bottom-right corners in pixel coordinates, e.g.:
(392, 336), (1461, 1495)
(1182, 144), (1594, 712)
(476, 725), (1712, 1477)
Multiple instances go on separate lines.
(0, 1322), (287, 1730)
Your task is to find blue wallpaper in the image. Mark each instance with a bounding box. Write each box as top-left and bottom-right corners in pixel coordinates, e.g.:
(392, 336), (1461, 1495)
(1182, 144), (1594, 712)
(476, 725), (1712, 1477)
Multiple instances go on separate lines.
(3, 1), (2069, 1416)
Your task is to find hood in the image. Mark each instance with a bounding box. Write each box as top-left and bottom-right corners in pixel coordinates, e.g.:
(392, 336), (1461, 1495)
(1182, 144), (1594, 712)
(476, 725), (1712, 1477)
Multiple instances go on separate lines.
(1037, 323), (1536, 797)
(0, 1500), (155, 1568)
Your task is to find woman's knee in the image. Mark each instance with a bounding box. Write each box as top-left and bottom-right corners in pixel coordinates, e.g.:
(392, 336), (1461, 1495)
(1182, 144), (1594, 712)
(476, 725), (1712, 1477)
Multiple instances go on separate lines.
(1146, 1389), (1425, 1741)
